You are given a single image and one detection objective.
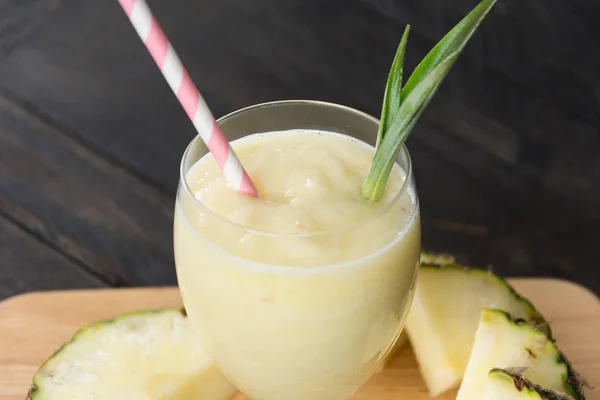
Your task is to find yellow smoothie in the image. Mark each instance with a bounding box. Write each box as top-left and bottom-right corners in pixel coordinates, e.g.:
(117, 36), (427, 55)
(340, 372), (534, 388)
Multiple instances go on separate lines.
(174, 130), (421, 400)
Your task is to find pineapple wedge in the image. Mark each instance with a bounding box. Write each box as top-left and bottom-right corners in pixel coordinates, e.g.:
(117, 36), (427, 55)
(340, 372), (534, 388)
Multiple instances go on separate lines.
(29, 308), (237, 400)
(405, 265), (548, 396)
(484, 369), (577, 400)
(383, 251), (457, 364)
(457, 309), (583, 400)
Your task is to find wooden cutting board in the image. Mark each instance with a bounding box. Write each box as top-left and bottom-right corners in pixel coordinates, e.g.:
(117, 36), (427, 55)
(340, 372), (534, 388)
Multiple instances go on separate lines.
(1, 279), (599, 399)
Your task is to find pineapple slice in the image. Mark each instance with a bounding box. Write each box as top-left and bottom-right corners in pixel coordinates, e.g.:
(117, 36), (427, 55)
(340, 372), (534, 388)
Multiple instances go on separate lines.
(383, 251), (456, 365)
(457, 309), (583, 400)
(29, 308), (237, 400)
(484, 369), (577, 400)
(405, 265), (548, 396)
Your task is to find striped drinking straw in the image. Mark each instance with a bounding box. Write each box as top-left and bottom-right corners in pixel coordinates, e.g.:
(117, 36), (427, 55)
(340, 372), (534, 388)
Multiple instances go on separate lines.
(117, 0), (259, 198)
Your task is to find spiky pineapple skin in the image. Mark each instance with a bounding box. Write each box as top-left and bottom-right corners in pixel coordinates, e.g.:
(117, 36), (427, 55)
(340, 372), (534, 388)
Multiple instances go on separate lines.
(405, 264), (551, 396)
(486, 369), (578, 400)
(458, 309), (583, 400)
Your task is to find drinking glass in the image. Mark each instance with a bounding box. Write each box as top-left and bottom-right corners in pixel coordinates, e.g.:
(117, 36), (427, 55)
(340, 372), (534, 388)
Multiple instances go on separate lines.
(174, 100), (421, 400)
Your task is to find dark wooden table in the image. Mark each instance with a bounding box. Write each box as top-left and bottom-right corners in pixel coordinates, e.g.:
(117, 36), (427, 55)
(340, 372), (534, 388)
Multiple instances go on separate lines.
(1, 0), (598, 301)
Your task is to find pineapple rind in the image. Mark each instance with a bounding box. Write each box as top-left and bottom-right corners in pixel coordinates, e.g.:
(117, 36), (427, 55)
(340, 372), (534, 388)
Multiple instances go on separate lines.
(405, 264), (550, 396)
(419, 251), (456, 266)
(29, 308), (182, 399)
(485, 369), (577, 400)
(29, 308), (237, 400)
(458, 309), (583, 400)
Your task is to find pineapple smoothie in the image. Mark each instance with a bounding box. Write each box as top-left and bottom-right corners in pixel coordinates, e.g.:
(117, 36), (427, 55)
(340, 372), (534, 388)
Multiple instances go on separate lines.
(174, 128), (421, 400)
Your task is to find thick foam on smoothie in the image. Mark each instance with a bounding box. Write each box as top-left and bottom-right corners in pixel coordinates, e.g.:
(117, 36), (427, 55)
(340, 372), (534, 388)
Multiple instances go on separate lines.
(181, 129), (418, 267)
(191, 130), (409, 232)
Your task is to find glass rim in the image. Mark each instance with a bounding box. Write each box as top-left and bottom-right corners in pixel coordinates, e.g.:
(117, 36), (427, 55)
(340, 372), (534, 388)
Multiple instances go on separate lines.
(178, 99), (415, 238)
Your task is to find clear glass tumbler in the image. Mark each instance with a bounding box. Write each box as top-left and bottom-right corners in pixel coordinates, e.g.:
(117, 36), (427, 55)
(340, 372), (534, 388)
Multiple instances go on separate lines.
(174, 100), (421, 400)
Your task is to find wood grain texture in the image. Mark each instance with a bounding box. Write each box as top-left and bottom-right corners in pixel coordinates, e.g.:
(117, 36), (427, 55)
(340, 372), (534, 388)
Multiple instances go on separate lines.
(0, 279), (598, 399)
(0, 215), (104, 300)
(359, 0), (600, 124)
(0, 92), (175, 287)
(0, 0), (57, 58)
(1, 0), (597, 193)
(0, 0), (597, 298)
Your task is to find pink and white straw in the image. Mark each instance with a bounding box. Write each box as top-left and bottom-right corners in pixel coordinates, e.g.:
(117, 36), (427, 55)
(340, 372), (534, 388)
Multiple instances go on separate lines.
(117, 0), (259, 197)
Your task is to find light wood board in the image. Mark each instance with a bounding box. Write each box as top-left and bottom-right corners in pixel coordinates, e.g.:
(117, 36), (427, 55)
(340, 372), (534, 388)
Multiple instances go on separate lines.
(1, 279), (599, 399)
